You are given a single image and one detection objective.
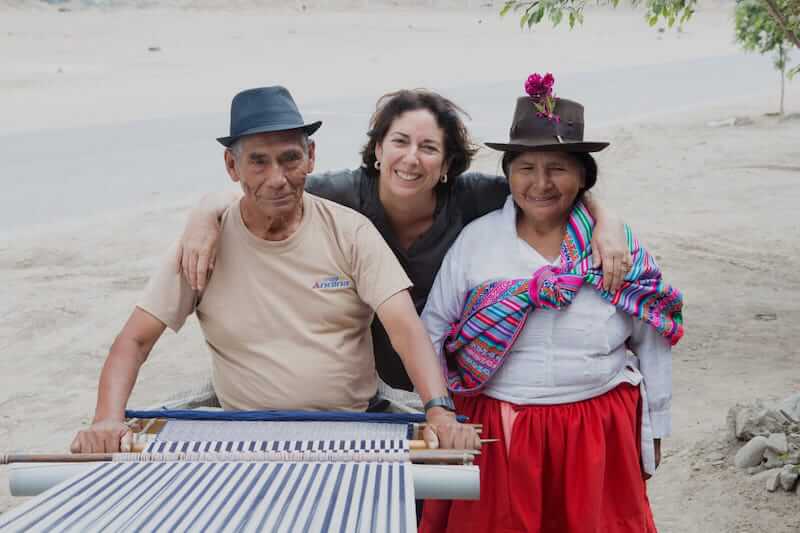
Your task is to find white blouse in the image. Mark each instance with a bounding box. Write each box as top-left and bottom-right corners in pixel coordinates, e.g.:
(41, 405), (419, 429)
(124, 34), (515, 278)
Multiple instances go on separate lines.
(422, 197), (672, 456)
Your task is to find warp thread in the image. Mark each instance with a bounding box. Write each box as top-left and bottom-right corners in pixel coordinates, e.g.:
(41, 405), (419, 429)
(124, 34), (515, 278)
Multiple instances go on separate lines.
(113, 450), (411, 463)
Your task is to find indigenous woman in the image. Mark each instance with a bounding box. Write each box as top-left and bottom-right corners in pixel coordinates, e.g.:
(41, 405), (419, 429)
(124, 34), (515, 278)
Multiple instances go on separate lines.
(419, 75), (684, 533)
(178, 89), (633, 392)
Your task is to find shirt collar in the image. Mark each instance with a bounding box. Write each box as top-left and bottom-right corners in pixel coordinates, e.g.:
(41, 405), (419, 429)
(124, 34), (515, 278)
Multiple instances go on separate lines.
(502, 194), (562, 267)
(501, 194), (517, 233)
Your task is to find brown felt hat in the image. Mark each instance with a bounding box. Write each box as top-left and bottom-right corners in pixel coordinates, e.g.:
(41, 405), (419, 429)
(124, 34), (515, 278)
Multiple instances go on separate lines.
(486, 97), (609, 153)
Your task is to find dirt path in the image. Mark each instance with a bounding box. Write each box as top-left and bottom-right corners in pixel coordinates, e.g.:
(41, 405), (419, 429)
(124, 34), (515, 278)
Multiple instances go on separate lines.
(1, 2), (799, 530)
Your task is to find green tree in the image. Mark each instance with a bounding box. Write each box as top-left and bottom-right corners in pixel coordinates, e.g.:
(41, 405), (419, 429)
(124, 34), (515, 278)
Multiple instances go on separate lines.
(499, 0), (696, 30)
(501, 0), (800, 113)
(735, 0), (798, 114)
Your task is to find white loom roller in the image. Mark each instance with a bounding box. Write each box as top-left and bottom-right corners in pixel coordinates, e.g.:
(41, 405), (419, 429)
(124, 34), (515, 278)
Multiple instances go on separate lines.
(409, 464), (479, 500)
(9, 462), (479, 500)
(8, 462), (102, 497)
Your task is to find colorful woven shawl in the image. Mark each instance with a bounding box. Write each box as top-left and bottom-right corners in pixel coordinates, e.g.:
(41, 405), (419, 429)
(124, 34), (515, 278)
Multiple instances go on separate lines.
(443, 202), (684, 394)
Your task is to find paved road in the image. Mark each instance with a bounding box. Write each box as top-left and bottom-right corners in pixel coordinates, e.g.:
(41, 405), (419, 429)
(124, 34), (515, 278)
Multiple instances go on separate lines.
(0, 52), (776, 232)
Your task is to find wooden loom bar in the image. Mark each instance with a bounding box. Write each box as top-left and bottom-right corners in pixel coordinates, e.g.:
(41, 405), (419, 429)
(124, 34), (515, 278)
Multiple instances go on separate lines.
(2, 448), (480, 466)
(408, 439), (498, 449)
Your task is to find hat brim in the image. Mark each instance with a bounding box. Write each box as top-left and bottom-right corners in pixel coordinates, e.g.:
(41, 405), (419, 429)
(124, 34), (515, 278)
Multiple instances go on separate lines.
(217, 120), (323, 147)
(485, 140), (609, 153)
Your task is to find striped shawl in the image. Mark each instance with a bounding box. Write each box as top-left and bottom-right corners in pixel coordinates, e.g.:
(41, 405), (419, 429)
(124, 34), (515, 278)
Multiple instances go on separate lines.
(443, 202), (684, 394)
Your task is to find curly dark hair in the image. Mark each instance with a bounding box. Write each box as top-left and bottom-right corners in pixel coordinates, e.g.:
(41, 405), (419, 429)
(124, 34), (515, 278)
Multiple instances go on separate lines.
(360, 89), (478, 191)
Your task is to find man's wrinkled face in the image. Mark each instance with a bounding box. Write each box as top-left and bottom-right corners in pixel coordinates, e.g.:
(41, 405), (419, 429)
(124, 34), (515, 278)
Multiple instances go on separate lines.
(225, 130), (315, 219)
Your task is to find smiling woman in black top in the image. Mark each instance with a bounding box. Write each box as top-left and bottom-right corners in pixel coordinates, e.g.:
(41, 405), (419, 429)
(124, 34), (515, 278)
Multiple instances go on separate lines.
(177, 89), (630, 391)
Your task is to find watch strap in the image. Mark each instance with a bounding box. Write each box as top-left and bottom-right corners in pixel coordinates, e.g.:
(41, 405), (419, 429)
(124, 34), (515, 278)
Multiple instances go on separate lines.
(424, 395), (456, 413)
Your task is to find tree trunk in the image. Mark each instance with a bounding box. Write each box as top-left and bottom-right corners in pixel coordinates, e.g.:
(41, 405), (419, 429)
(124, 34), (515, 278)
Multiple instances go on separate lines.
(780, 60), (785, 115)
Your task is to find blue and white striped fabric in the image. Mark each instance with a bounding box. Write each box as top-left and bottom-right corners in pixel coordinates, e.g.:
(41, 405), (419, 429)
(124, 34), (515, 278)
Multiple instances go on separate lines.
(146, 439), (409, 454)
(0, 461), (415, 532)
(156, 420), (411, 442)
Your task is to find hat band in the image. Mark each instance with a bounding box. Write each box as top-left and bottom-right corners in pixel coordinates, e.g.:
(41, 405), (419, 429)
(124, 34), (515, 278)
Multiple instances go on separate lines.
(510, 120), (584, 143)
(508, 135), (578, 146)
(231, 109), (306, 137)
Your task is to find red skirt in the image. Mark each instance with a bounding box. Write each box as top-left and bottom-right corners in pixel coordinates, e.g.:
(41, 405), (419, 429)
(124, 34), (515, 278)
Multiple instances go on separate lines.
(420, 384), (657, 533)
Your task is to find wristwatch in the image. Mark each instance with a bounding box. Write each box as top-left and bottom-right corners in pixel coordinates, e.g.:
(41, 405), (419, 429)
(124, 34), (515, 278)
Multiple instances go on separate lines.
(424, 395), (456, 413)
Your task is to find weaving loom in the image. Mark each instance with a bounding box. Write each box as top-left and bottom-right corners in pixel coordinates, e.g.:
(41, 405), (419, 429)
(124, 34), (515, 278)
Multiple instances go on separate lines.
(2, 411), (480, 533)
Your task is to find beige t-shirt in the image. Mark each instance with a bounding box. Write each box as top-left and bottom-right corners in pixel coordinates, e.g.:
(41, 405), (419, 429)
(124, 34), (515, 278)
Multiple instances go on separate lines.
(138, 193), (412, 411)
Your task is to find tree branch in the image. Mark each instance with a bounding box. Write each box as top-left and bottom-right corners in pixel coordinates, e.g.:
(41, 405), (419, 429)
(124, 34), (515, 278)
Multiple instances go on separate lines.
(762, 0), (800, 49)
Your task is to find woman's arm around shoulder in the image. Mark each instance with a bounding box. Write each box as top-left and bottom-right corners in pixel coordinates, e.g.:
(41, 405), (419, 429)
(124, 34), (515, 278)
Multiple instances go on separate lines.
(454, 172), (510, 222)
(176, 168), (365, 290)
(304, 168), (364, 210)
(177, 189), (241, 291)
(582, 193), (632, 293)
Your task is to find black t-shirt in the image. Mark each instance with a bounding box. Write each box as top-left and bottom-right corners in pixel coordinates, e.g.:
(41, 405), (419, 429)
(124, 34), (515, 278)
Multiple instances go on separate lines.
(306, 167), (510, 390)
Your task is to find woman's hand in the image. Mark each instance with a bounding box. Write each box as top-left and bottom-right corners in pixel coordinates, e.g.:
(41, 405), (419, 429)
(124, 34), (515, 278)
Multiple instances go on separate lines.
(591, 214), (631, 293)
(176, 191), (240, 290)
(422, 407), (481, 450)
(176, 209), (222, 291)
(654, 438), (661, 469)
(643, 438), (662, 480)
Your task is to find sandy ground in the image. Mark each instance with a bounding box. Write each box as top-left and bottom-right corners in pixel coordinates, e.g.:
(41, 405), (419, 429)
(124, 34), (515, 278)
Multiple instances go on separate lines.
(1, 1), (799, 531)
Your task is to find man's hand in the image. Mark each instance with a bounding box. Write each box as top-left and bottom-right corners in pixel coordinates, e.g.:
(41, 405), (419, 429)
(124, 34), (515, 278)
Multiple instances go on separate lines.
(422, 407), (481, 450)
(70, 419), (133, 454)
(176, 210), (221, 292)
(591, 215), (631, 293)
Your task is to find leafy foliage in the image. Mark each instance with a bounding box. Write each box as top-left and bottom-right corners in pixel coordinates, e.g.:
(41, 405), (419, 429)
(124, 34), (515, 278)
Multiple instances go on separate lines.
(735, 0), (795, 61)
(501, 0), (799, 112)
(735, 0), (797, 112)
(500, 0), (696, 30)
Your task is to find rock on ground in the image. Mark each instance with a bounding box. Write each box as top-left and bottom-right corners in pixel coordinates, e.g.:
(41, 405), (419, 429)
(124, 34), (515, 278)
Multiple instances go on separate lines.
(781, 393), (800, 422)
(766, 433), (788, 454)
(735, 436), (768, 468)
(778, 465), (799, 491)
(728, 403), (792, 441)
(764, 449), (785, 469)
(765, 469), (782, 492)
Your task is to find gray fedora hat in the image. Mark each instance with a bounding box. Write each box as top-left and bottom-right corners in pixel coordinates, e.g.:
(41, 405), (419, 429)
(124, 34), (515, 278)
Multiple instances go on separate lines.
(217, 86), (322, 147)
(485, 97), (609, 153)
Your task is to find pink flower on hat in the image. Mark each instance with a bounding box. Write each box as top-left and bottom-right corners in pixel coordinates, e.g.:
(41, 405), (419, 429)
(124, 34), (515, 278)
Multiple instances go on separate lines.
(524, 72), (559, 124)
(524, 72), (555, 99)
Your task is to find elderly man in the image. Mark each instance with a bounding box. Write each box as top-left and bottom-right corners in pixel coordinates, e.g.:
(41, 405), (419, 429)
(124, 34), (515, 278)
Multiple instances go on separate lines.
(71, 86), (477, 453)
